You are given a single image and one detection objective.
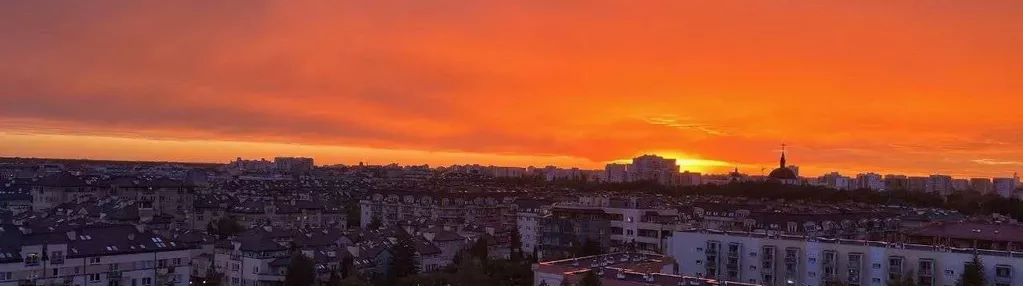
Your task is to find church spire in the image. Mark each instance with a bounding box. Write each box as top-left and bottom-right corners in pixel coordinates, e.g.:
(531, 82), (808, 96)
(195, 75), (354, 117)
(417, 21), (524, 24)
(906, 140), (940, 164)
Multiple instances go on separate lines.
(779, 144), (787, 168)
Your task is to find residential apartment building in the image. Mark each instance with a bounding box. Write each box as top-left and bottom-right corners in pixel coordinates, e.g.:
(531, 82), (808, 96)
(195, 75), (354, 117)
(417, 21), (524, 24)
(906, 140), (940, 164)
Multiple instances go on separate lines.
(855, 173), (885, 191)
(539, 196), (679, 258)
(604, 164), (629, 183)
(883, 175), (909, 191)
(272, 157), (314, 173)
(514, 200), (550, 257)
(360, 192), (516, 227)
(929, 175), (953, 196)
(0, 224), (193, 286)
(629, 155), (679, 185)
(669, 224), (1023, 286)
(992, 178), (1017, 198)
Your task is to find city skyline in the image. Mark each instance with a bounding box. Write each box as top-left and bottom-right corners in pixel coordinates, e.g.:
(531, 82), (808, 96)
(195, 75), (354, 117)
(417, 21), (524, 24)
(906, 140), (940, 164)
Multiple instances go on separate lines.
(3, 2), (1023, 177)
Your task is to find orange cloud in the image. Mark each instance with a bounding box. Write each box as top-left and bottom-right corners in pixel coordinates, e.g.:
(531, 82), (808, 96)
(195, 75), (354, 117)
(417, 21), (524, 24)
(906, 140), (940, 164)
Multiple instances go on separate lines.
(1, 1), (1022, 177)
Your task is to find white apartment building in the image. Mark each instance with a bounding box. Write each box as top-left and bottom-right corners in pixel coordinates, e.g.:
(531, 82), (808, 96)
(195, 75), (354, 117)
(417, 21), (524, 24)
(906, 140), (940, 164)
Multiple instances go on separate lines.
(0, 224), (192, 286)
(360, 192), (516, 227)
(669, 230), (1021, 286)
(605, 164), (629, 183)
(928, 175), (953, 196)
(514, 200), (550, 257)
(855, 173), (885, 191)
(992, 178), (1016, 198)
(213, 236), (290, 286)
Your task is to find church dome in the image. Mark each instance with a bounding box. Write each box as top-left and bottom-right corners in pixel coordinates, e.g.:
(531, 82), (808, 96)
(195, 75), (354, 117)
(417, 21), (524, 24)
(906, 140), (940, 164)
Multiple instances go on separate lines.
(768, 167), (797, 180)
(768, 144), (798, 180)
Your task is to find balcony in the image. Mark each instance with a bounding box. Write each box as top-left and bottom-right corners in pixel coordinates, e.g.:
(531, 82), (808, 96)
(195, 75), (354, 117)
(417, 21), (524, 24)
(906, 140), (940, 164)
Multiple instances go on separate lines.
(257, 274), (285, 282)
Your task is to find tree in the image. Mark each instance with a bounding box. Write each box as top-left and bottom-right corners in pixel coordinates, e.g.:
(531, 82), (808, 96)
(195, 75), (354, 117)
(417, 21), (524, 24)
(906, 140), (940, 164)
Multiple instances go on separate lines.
(326, 269), (343, 286)
(213, 216), (245, 238)
(345, 199), (361, 229)
(204, 267), (224, 286)
(470, 237), (490, 262)
(451, 257), (489, 286)
(339, 256), (354, 279)
(509, 227), (523, 262)
(959, 254), (986, 286)
(889, 269), (917, 286)
(389, 231), (419, 280)
(368, 216), (383, 230)
(575, 238), (602, 258)
(284, 253), (316, 286)
(578, 271), (602, 286)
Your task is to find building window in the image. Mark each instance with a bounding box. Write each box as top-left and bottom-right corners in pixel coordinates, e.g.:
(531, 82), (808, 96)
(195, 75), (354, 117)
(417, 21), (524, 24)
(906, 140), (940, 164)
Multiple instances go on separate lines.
(0, 272), (11, 281)
(142, 278), (152, 286)
(173, 258), (182, 266)
(995, 265), (1011, 278)
(231, 278), (239, 286)
(89, 257), (101, 265)
(158, 259), (168, 267)
(231, 263), (240, 272)
(89, 274), (101, 282)
(51, 251), (65, 264)
(110, 264), (119, 271)
(253, 266), (259, 274)
(25, 253), (40, 266)
(52, 268), (59, 277)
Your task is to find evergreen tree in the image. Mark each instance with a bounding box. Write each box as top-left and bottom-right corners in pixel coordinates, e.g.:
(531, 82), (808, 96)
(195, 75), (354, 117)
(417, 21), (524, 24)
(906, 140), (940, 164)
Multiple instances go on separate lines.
(339, 256), (354, 279)
(576, 238), (602, 257)
(213, 216), (245, 238)
(959, 254), (986, 286)
(284, 253), (316, 286)
(509, 227), (523, 262)
(578, 270), (602, 286)
(452, 258), (489, 286)
(389, 231), (420, 280)
(368, 216), (383, 230)
(326, 269), (343, 286)
(345, 200), (361, 229)
(470, 237), (490, 262)
(204, 267), (224, 286)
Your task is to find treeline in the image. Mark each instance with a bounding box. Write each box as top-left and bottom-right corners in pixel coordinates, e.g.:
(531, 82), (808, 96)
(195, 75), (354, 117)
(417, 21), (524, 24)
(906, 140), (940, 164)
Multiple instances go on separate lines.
(521, 178), (1023, 222)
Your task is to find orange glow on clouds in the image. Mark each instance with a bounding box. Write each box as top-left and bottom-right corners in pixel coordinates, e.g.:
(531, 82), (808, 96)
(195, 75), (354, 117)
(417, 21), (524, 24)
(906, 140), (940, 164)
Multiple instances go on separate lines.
(1, 1), (1022, 177)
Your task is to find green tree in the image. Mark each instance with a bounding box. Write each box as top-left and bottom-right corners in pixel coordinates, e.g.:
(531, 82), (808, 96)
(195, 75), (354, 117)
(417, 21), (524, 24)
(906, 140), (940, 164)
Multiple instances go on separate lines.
(575, 238), (602, 258)
(470, 237), (490, 262)
(368, 216), (383, 230)
(345, 200), (362, 229)
(578, 270), (602, 286)
(326, 269), (343, 286)
(213, 216), (245, 238)
(389, 231), (420, 280)
(959, 254), (986, 286)
(889, 269), (917, 286)
(451, 257), (489, 286)
(284, 253), (316, 286)
(509, 227), (523, 262)
(203, 267), (224, 286)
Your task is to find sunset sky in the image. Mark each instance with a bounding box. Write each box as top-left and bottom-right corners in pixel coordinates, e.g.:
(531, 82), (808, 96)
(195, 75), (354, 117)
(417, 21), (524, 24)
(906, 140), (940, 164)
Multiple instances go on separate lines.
(1, 1), (1022, 177)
